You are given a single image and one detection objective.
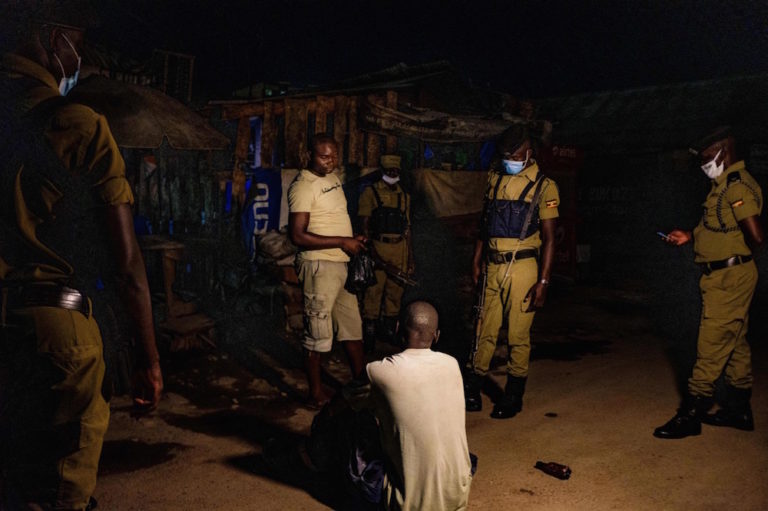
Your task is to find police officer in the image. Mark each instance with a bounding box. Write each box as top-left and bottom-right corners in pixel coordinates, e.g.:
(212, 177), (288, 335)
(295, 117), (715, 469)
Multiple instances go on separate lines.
(358, 154), (415, 351)
(464, 126), (560, 419)
(0, 3), (163, 509)
(654, 127), (764, 439)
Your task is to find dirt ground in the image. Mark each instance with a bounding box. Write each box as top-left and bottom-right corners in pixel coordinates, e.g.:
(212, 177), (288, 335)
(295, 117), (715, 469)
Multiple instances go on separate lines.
(92, 285), (768, 510)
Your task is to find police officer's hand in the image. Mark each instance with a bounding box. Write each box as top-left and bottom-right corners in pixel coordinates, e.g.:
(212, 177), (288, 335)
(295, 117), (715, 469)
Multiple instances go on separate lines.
(341, 236), (367, 255)
(525, 282), (548, 311)
(471, 261), (485, 286)
(131, 360), (163, 418)
(666, 229), (692, 246)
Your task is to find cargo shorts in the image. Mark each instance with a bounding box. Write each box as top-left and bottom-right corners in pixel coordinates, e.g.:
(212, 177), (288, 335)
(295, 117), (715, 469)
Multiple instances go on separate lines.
(297, 259), (363, 352)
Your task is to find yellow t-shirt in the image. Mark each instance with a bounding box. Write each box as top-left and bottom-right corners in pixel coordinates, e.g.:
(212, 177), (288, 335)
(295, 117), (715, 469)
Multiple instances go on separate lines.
(484, 162), (560, 253)
(693, 161), (763, 262)
(0, 53), (134, 283)
(288, 169), (353, 262)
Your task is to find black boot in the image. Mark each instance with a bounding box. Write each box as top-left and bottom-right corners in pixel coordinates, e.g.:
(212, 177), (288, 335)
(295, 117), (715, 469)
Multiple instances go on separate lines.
(653, 394), (712, 439)
(491, 375), (527, 419)
(463, 371), (483, 412)
(702, 386), (754, 431)
(363, 319), (377, 353)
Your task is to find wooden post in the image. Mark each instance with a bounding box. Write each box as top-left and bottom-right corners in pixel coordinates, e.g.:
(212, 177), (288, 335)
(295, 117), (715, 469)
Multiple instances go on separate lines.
(285, 98), (309, 169)
(385, 90), (398, 153)
(261, 102), (274, 168)
(334, 96), (349, 164)
(348, 97), (362, 166)
(235, 116), (250, 163)
(366, 94), (383, 167)
(315, 95), (328, 135)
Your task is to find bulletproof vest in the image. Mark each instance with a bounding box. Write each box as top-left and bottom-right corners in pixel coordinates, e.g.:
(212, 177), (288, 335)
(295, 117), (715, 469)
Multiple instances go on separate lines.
(369, 183), (408, 236)
(702, 172), (762, 233)
(0, 94), (107, 292)
(484, 173), (543, 240)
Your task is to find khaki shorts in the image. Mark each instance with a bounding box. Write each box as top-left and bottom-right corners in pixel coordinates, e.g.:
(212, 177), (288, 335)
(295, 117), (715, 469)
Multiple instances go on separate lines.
(297, 259), (363, 352)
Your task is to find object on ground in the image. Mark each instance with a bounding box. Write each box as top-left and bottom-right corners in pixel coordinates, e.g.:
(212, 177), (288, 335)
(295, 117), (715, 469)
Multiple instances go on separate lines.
(534, 461), (571, 480)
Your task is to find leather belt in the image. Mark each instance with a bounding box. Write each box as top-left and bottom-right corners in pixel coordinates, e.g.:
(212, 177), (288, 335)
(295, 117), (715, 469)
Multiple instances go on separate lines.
(375, 235), (404, 244)
(487, 249), (538, 265)
(698, 255), (753, 276)
(4, 284), (90, 316)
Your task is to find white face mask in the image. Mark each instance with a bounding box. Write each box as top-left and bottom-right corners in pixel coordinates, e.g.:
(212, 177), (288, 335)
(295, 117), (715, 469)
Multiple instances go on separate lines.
(382, 174), (400, 185)
(53, 33), (81, 96)
(700, 149), (724, 179)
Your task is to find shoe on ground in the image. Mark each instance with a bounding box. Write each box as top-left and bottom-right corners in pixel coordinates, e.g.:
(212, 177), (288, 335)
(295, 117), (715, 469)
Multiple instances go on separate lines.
(701, 408), (754, 431)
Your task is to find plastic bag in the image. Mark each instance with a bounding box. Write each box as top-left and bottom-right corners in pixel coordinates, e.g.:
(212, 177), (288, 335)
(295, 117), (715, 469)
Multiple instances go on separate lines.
(345, 252), (377, 293)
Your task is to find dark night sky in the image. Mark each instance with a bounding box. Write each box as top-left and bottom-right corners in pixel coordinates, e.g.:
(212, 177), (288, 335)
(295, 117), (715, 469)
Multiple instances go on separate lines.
(90, 0), (768, 99)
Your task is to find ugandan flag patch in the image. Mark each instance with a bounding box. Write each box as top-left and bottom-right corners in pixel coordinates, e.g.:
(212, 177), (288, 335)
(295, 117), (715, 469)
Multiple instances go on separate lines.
(546, 199), (558, 208)
(731, 199), (744, 208)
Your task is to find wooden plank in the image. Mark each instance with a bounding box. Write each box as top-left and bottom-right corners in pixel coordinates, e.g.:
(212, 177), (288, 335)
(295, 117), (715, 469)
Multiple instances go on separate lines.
(348, 96), (362, 166)
(365, 94), (383, 167)
(333, 96), (349, 163)
(261, 102), (275, 168)
(385, 90), (398, 153)
(315, 95), (329, 134)
(221, 103), (264, 120)
(285, 98), (309, 169)
(235, 116), (250, 162)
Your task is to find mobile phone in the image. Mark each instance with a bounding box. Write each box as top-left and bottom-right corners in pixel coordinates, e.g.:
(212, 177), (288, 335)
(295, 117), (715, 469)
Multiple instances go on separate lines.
(656, 231), (671, 241)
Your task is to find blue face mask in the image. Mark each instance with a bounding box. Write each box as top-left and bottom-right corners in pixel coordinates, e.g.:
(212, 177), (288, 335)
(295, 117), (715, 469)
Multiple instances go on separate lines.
(502, 159), (525, 175)
(53, 34), (81, 96)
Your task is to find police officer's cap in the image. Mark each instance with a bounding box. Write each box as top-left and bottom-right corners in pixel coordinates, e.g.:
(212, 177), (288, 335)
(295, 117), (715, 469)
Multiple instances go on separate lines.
(497, 125), (531, 155)
(689, 126), (733, 156)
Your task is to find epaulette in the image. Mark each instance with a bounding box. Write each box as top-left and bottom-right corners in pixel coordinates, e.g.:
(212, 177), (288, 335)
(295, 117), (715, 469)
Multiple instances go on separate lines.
(727, 171), (741, 183)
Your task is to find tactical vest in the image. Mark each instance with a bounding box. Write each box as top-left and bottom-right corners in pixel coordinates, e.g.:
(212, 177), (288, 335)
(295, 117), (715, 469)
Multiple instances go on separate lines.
(369, 183), (409, 236)
(0, 95), (106, 292)
(484, 173), (544, 240)
(702, 171), (762, 233)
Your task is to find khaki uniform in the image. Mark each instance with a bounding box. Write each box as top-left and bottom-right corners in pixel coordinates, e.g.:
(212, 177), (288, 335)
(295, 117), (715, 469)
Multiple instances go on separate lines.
(358, 180), (411, 319)
(472, 163), (559, 377)
(1, 53), (131, 508)
(288, 169), (362, 351)
(688, 161), (762, 396)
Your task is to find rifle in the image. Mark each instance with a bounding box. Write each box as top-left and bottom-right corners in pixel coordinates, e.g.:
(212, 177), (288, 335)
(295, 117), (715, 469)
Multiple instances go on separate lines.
(469, 269), (488, 367)
(368, 247), (419, 287)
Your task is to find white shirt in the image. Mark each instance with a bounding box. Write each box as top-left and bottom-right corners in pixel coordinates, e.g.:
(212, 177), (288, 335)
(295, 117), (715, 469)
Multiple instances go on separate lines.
(367, 349), (472, 511)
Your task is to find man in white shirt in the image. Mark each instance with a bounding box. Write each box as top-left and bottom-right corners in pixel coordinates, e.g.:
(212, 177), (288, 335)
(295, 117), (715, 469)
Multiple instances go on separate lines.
(367, 301), (473, 510)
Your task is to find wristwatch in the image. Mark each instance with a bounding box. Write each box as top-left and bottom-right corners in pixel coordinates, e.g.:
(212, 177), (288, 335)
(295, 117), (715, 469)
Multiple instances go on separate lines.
(539, 278), (549, 286)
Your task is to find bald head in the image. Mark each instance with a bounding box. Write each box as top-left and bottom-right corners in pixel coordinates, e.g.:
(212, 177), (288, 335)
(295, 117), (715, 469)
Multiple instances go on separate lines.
(402, 301), (439, 349)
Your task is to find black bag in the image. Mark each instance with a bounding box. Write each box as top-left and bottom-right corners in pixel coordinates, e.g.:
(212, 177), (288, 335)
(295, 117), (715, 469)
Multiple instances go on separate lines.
(345, 252), (377, 293)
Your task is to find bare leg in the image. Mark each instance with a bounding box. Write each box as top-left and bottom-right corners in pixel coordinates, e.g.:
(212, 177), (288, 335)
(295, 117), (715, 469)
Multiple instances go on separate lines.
(304, 350), (330, 406)
(343, 341), (365, 379)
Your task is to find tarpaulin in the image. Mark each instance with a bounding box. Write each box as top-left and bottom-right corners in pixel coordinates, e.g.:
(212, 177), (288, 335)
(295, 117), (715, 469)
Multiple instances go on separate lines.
(411, 168), (487, 217)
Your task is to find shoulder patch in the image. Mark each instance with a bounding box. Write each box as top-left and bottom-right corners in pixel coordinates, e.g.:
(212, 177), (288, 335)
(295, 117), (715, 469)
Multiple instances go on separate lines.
(727, 171), (741, 183)
(731, 199), (744, 208)
(546, 199), (558, 208)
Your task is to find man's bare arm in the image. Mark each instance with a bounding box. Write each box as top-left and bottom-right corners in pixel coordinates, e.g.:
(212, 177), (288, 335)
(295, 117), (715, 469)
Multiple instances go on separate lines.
(739, 215), (765, 251)
(289, 212), (366, 255)
(105, 204), (163, 411)
(526, 218), (556, 310)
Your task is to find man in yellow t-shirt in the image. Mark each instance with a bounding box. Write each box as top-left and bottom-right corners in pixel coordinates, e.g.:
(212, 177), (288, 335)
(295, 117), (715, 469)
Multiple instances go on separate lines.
(654, 127), (764, 439)
(0, 7), (162, 509)
(288, 134), (368, 407)
(464, 126), (560, 419)
(358, 154), (414, 351)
